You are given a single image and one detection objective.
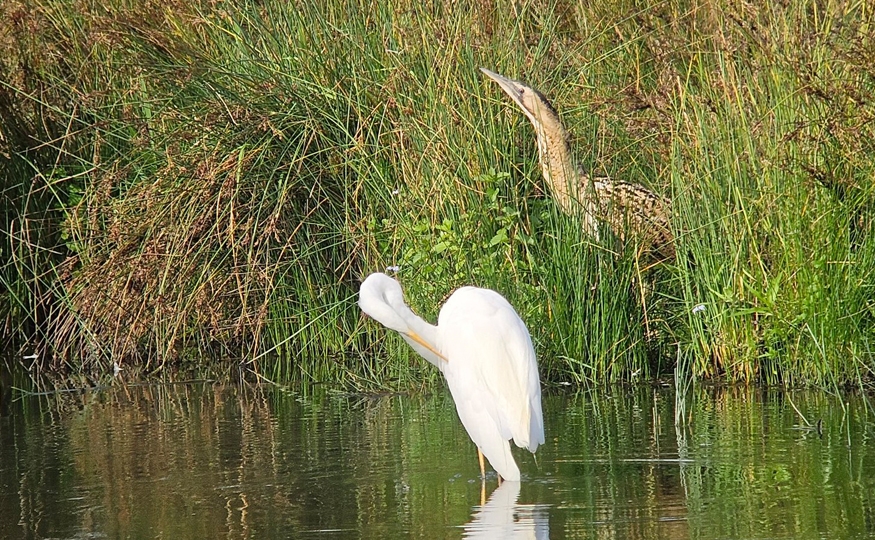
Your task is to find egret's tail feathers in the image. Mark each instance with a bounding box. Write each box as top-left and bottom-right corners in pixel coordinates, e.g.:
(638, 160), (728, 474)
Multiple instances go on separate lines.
(481, 439), (521, 482)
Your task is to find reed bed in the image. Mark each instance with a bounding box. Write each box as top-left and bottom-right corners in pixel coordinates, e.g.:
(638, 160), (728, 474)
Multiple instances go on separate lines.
(2, 0), (873, 388)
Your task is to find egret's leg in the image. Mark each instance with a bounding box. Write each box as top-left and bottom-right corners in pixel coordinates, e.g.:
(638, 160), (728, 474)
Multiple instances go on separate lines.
(478, 448), (486, 479)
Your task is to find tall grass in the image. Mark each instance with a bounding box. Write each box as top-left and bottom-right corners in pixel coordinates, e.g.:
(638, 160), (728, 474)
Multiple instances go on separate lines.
(1, 0), (873, 388)
(663, 2), (875, 387)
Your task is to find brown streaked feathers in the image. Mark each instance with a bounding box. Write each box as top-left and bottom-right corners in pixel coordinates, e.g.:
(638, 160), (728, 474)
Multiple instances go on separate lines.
(480, 68), (674, 260)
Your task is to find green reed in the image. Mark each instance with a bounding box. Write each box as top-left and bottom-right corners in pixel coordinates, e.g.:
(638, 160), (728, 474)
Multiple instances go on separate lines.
(1, 0), (873, 388)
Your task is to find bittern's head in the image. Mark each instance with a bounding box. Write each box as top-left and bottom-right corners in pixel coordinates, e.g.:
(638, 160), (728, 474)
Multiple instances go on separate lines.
(480, 68), (563, 134)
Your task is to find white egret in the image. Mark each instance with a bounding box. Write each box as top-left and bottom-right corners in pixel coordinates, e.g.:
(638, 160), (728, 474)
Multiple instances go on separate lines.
(358, 272), (544, 482)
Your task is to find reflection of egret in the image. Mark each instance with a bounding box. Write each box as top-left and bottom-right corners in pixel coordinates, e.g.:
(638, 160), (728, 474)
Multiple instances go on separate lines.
(463, 480), (550, 539)
(358, 272), (544, 482)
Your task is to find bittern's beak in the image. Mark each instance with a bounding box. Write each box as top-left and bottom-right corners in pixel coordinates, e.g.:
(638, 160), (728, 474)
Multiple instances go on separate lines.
(480, 67), (528, 111)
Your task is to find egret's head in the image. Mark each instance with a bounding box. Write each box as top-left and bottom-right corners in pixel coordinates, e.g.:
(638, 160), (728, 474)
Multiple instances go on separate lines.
(358, 272), (411, 333)
(358, 272), (447, 365)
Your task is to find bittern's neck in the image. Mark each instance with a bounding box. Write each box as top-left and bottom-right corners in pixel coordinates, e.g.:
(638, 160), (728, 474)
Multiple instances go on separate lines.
(532, 123), (573, 206)
(531, 120), (600, 235)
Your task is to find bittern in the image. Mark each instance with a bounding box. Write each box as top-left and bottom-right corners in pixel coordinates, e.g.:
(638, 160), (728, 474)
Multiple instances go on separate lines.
(480, 68), (674, 260)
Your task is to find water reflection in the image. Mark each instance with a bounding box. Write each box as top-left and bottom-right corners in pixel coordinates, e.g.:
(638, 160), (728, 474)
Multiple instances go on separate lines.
(0, 382), (873, 539)
(463, 481), (549, 539)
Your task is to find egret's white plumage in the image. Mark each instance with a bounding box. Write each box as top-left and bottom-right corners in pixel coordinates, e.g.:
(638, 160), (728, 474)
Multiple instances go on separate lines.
(358, 272), (544, 482)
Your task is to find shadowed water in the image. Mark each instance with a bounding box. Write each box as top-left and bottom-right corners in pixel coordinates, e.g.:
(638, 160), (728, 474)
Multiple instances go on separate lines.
(0, 381), (873, 539)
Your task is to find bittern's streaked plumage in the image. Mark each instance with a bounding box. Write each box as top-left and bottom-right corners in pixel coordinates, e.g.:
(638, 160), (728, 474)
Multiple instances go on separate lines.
(480, 68), (674, 260)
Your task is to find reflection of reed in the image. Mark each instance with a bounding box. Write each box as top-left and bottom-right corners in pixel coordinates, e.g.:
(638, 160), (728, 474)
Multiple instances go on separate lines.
(2, 384), (491, 538)
(65, 383), (286, 538)
(549, 389), (693, 539)
(2, 385), (870, 539)
(463, 481), (549, 539)
(2, 384), (290, 538)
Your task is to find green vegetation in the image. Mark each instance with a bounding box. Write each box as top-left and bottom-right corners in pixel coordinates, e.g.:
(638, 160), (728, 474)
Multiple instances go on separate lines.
(2, 0), (874, 388)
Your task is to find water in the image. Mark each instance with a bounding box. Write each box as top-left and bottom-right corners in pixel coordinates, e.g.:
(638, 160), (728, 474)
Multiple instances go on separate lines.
(0, 382), (873, 539)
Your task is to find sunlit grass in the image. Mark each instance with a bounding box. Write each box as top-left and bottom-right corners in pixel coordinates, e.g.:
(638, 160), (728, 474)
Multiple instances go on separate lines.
(1, 0), (874, 388)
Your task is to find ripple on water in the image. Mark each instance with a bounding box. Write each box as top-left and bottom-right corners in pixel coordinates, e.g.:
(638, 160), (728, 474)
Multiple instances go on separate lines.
(0, 385), (873, 539)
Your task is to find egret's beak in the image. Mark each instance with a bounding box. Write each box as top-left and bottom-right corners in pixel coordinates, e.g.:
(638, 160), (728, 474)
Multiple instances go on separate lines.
(405, 331), (448, 362)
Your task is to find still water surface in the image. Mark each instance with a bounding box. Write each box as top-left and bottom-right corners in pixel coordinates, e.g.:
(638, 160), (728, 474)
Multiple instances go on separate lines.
(1, 382), (873, 539)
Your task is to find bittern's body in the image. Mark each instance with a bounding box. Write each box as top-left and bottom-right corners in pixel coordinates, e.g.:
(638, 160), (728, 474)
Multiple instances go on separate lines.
(481, 68), (674, 260)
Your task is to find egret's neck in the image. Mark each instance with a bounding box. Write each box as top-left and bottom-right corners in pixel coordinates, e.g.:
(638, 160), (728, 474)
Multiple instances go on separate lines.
(398, 304), (444, 368)
(406, 309), (439, 343)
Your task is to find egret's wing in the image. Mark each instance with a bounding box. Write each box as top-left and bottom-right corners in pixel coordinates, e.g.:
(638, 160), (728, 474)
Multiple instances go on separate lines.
(475, 297), (544, 452)
(439, 288), (544, 454)
(451, 388), (521, 481)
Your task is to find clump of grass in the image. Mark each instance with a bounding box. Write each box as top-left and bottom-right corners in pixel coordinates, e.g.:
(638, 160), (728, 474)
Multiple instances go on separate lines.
(2, 0), (379, 382)
(1, 0), (874, 389)
(658, 2), (875, 386)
